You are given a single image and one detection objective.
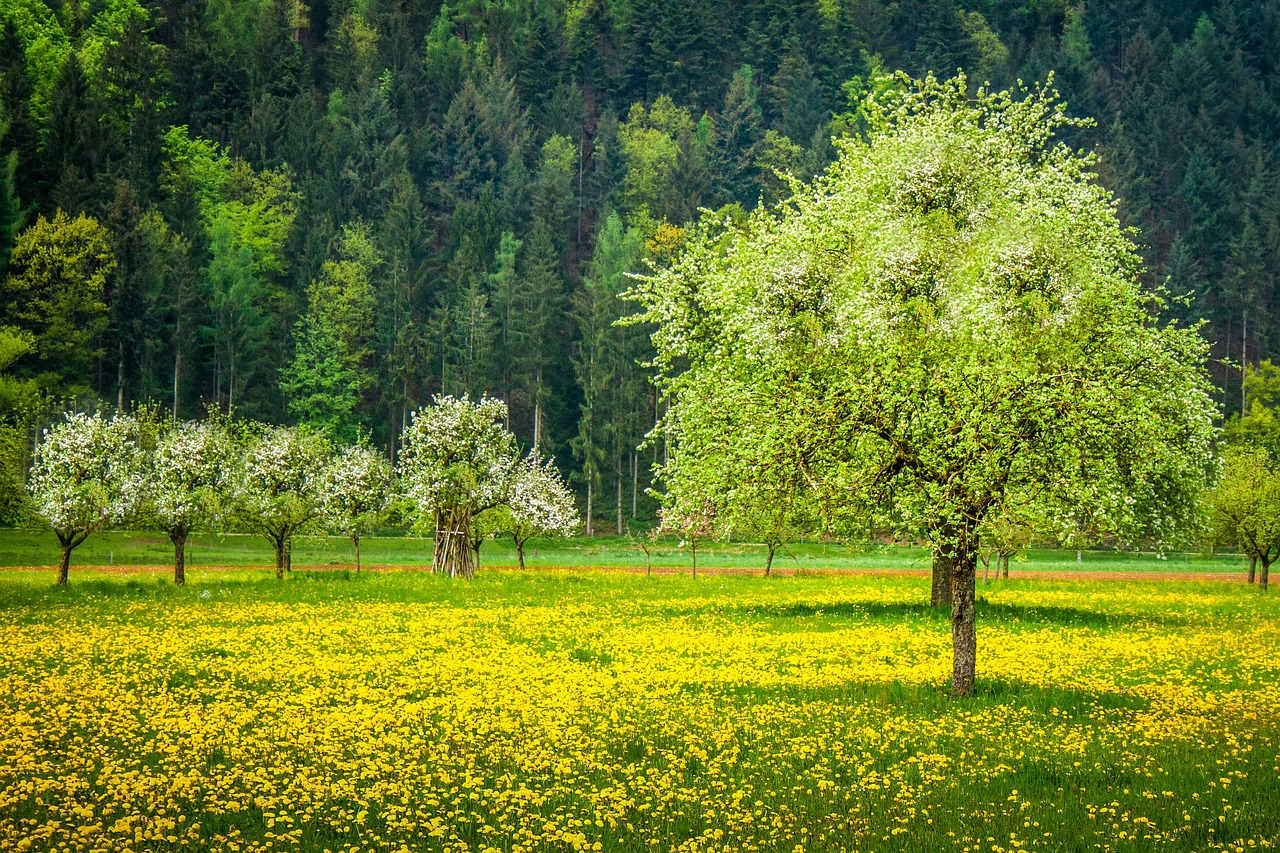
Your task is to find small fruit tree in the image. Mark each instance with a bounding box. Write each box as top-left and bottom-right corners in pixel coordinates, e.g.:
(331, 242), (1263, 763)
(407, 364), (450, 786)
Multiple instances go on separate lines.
(28, 411), (143, 584)
(231, 425), (330, 579)
(147, 419), (232, 584)
(318, 443), (394, 572)
(399, 395), (518, 578)
(506, 453), (579, 569)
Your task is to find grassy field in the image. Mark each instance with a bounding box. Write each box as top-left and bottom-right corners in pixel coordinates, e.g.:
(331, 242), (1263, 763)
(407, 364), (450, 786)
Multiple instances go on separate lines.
(0, 527), (1253, 576)
(0, 568), (1276, 853)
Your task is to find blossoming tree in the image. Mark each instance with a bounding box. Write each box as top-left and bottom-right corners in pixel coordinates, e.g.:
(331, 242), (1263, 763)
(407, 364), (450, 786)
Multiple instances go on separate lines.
(232, 425), (329, 579)
(399, 395), (518, 578)
(629, 74), (1217, 696)
(318, 443), (394, 572)
(147, 419), (232, 584)
(28, 411), (143, 584)
(506, 453), (580, 569)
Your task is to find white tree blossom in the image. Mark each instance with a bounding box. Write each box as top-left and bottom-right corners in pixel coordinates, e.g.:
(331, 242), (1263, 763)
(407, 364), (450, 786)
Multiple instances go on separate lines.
(318, 444), (394, 572)
(231, 425), (329, 579)
(398, 395), (518, 578)
(28, 411), (143, 584)
(147, 420), (233, 584)
(506, 453), (580, 569)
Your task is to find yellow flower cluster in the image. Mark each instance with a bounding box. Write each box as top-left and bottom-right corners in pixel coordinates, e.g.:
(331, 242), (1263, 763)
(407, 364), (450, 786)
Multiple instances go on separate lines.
(0, 574), (1275, 853)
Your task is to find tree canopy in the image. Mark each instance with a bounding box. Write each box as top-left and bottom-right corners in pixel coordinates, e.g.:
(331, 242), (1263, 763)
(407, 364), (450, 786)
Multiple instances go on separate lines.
(631, 74), (1218, 695)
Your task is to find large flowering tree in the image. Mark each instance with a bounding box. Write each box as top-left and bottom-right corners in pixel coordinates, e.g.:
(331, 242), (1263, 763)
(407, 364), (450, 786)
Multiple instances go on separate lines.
(231, 425), (330, 579)
(28, 411), (143, 584)
(506, 453), (580, 570)
(147, 420), (233, 585)
(399, 395), (518, 578)
(629, 75), (1217, 696)
(318, 443), (394, 572)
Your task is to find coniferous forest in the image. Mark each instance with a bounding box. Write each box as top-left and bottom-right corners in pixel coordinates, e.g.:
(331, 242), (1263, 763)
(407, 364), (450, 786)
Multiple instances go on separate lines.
(1, 0), (1279, 528)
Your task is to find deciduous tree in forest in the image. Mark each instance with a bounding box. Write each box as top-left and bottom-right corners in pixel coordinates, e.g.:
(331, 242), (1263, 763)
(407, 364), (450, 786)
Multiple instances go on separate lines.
(632, 75), (1216, 696)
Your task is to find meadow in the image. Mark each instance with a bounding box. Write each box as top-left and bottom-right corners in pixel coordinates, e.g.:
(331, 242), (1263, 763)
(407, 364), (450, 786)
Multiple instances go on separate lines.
(0, 561), (1276, 853)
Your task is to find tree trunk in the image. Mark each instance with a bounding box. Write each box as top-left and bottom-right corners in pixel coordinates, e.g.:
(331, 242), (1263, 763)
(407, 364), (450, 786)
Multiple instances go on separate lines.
(285, 537), (292, 573)
(516, 538), (526, 570)
(172, 529), (188, 585)
(1001, 553), (1009, 579)
(352, 534), (361, 573)
(765, 545), (775, 576)
(57, 539), (72, 585)
(691, 538), (697, 578)
(585, 479), (593, 537)
(274, 537), (286, 580)
(950, 541), (978, 697)
(616, 456), (623, 536)
(1261, 556), (1270, 593)
(117, 339), (125, 412)
(981, 553), (990, 585)
(632, 451), (638, 518)
(930, 551), (952, 608)
(434, 506), (475, 579)
(1249, 554), (1257, 584)
(172, 323), (181, 421)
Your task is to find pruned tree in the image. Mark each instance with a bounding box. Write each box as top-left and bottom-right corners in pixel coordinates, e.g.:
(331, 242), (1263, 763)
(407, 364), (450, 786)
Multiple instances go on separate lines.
(28, 411), (143, 584)
(147, 419), (232, 585)
(505, 453), (580, 569)
(399, 395), (518, 578)
(318, 443), (393, 572)
(629, 74), (1217, 696)
(1206, 447), (1280, 590)
(231, 425), (329, 579)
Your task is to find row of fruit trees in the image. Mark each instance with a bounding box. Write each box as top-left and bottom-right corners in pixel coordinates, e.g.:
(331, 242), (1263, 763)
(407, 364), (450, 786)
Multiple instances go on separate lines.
(26, 395), (578, 583)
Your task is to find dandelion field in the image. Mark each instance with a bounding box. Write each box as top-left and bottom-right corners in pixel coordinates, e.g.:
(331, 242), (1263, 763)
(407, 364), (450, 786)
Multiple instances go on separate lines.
(0, 570), (1276, 853)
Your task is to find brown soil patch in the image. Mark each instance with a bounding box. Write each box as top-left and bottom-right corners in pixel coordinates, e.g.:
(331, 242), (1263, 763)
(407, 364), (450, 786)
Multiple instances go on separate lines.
(2, 563), (1248, 583)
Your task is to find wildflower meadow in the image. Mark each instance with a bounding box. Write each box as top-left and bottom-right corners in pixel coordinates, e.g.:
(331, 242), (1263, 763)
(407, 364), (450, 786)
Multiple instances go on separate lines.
(0, 568), (1275, 853)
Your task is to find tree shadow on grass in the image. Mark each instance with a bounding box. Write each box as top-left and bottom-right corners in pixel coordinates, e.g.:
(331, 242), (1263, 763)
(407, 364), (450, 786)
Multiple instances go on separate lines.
(708, 598), (1187, 629)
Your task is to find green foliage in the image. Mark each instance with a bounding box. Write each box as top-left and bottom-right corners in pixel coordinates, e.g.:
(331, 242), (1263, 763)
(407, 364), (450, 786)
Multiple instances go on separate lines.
(1205, 446), (1280, 588)
(1, 210), (115, 394)
(632, 74), (1218, 693)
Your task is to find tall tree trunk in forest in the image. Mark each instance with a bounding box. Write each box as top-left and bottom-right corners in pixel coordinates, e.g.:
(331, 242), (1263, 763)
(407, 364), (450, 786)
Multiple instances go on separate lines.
(1249, 554), (1257, 583)
(616, 455), (623, 535)
(172, 529), (188, 585)
(117, 339), (124, 411)
(632, 451), (638, 518)
(585, 478), (593, 537)
(931, 551), (952, 608)
(949, 534), (978, 697)
(172, 330), (181, 422)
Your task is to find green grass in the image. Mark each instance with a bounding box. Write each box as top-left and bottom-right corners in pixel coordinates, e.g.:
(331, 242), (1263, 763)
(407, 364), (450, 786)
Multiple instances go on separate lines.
(0, 526), (1250, 576)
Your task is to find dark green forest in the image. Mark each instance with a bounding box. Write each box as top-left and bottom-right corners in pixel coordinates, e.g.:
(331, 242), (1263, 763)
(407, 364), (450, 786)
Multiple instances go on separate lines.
(1, 0), (1278, 529)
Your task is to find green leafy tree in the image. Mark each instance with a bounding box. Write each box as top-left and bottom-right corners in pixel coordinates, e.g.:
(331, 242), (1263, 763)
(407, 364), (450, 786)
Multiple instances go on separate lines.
(1206, 447), (1280, 590)
(630, 75), (1217, 696)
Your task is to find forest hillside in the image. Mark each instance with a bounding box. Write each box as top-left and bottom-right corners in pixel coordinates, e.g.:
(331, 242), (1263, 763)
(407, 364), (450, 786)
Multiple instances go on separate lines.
(1, 0), (1277, 526)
